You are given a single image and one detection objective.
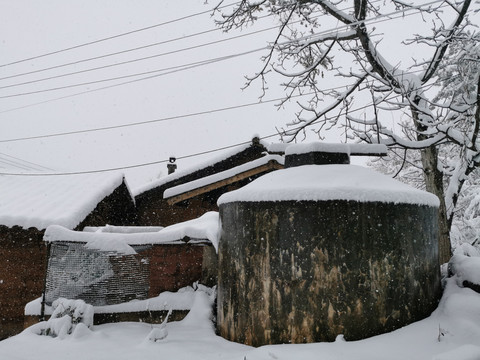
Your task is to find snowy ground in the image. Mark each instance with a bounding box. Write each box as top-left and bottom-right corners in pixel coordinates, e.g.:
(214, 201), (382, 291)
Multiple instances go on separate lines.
(1, 274), (480, 360)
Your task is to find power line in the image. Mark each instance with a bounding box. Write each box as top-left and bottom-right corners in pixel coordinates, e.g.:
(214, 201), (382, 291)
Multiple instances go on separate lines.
(0, 152), (54, 171)
(0, 28), (219, 84)
(0, 25), (281, 97)
(0, 91), (408, 177)
(0, 139), (261, 176)
(0, 91), (315, 143)
(0, 158), (35, 171)
(0, 23), (278, 90)
(0, 1), (240, 68)
(0, 1), (439, 92)
(0, 12), (281, 85)
(0, 46), (267, 100)
(0, 4), (441, 100)
(0, 0), (374, 74)
(0, 67), (443, 143)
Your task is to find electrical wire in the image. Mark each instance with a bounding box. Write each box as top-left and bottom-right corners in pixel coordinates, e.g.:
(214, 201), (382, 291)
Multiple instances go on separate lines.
(0, 3), (444, 100)
(0, 158), (36, 171)
(0, 90), (412, 177)
(0, 46), (267, 101)
(0, 23), (278, 90)
(0, 0), (443, 92)
(0, 1), (240, 68)
(0, 139), (259, 176)
(0, 90), (317, 143)
(0, 152), (54, 171)
(0, 67), (445, 143)
(0, 12), (282, 84)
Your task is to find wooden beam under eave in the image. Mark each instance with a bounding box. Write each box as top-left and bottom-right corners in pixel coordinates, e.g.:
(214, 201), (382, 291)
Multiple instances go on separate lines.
(166, 160), (283, 205)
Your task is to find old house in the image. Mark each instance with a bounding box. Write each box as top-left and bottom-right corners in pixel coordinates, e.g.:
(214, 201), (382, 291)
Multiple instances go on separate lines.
(11, 139), (287, 336)
(134, 138), (285, 227)
(0, 172), (136, 339)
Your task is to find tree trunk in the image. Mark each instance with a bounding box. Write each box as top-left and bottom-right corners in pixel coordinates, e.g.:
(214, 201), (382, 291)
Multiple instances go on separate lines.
(420, 145), (451, 264)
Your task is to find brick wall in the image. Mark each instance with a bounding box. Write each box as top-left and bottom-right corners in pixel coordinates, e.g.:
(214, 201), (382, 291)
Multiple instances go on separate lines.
(0, 226), (47, 339)
(147, 244), (206, 297)
(0, 181), (136, 339)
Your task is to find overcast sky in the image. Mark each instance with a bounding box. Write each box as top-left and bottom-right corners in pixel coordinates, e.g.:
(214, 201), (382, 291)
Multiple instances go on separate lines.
(0, 1), (304, 189)
(0, 1), (473, 189)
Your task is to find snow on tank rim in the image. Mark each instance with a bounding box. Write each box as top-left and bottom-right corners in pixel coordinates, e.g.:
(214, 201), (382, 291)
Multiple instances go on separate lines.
(284, 142), (388, 155)
(217, 164), (440, 207)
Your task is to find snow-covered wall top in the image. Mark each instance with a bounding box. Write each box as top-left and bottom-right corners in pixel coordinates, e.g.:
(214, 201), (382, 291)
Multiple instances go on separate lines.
(25, 284), (213, 315)
(0, 172), (125, 230)
(44, 211), (220, 252)
(218, 165), (439, 207)
(265, 142), (289, 153)
(83, 225), (164, 233)
(285, 142), (388, 156)
(163, 155), (284, 199)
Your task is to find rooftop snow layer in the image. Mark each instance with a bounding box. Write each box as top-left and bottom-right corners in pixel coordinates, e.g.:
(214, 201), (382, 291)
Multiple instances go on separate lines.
(218, 164), (439, 207)
(133, 142), (255, 196)
(163, 155), (284, 199)
(0, 172), (126, 230)
(285, 142), (388, 156)
(44, 211), (220, 251)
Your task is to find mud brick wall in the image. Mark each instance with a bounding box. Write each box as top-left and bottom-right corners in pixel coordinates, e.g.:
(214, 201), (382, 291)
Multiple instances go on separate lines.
(147, 244), (210, 297)
(0, 226), (47, 340)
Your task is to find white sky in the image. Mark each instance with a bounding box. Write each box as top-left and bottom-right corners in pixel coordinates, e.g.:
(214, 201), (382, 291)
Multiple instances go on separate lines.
(0, 1), (300, 189)
(0, 1), (475, 189)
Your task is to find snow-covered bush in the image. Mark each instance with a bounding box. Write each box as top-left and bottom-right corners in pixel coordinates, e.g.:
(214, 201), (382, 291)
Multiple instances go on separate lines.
(38, 298), (94, 339)
(448, 249), (480, 295)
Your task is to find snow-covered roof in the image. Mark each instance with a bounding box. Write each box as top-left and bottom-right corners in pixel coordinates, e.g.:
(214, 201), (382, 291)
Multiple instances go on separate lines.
(133, 142), (256, 197)
(44, 211), (220, 252)
(163, 155), (284, 200)
(218, 164), (439, 207)
(0, 172), (126, 230)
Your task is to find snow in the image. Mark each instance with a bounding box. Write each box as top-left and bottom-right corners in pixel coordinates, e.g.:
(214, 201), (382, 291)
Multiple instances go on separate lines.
(265, 142), (289, 153)
(33, 299), (94, 339)
(0, 172), (126, 230)
(286, 142), (351, 155)
(155, 211), (220, 251)
(44, 211), (220, 251)
(284, 142), (388, 156)
(83, 237), (137, 255)
(163, 155), (284, 199)
(218, 164), (440, 207)
(449, 253), (480, 287)
(133, 142), (256, 197)
(83, 225), (164, 233)
(25, 285), (212, 316)
(4, 277), (480, 360)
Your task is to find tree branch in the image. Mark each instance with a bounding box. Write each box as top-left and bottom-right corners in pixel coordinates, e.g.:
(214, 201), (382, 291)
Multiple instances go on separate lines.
(421, 0), (472, 83)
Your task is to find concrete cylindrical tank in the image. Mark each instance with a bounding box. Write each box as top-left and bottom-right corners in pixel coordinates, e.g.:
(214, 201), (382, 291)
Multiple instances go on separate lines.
(217, 144), (441, 346)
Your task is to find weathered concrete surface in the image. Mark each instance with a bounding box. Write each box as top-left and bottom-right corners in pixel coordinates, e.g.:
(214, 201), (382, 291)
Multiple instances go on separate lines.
(218, 200), (440, 346)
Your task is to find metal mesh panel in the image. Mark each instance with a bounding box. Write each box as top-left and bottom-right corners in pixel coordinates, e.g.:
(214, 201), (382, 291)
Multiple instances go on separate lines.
(45, 241), (150, 306)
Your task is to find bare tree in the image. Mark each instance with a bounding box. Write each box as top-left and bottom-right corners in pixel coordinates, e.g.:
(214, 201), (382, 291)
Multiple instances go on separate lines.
(213, 0), (479, 264)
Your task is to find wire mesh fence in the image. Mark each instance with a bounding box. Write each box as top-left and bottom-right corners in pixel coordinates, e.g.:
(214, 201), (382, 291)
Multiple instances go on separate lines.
(45, 241), (150, 306)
